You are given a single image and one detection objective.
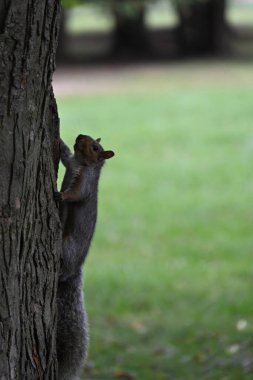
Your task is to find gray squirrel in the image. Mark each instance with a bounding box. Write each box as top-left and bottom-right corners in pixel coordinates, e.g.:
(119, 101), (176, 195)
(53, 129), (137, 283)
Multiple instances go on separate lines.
(55, 135), (114, 380)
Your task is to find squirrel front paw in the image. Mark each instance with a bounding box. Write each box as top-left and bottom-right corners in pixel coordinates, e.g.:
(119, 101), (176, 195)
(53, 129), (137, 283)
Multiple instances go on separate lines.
(54, 191), (63, 202)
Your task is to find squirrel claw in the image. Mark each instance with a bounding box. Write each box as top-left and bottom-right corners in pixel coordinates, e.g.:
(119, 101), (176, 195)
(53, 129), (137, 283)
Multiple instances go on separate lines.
(54, 191), (63, 202)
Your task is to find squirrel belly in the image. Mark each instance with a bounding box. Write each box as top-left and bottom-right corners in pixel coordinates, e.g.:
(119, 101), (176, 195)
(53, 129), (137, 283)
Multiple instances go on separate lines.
(55, 135), (114, 380)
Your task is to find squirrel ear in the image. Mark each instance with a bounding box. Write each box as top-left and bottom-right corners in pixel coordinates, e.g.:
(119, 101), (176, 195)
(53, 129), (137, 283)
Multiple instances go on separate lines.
(100, 150), (115, 160)
(96, 138), (101, 143)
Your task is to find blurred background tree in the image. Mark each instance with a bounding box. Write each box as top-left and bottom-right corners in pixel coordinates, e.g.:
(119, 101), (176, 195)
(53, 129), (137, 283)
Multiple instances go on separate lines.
(59, 0), (230, 59)
(172, 0), (226, 54)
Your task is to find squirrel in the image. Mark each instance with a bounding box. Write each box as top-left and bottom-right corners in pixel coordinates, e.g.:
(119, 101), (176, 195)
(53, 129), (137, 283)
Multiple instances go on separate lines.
(55, 135), (114, 380)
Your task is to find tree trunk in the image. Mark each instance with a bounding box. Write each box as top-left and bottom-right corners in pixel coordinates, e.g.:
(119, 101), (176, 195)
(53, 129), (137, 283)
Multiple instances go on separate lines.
(175, 0), (226, 55)
(56, 9), (68, 63)
(0, 1), (61, 379)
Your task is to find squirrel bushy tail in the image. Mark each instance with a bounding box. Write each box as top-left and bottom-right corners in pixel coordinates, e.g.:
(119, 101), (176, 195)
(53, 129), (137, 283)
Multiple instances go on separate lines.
(57, 272), (88, 380)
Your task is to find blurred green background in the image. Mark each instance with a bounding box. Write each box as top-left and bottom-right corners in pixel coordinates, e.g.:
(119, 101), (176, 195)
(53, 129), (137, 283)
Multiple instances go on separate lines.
(55, 0), (253, 379)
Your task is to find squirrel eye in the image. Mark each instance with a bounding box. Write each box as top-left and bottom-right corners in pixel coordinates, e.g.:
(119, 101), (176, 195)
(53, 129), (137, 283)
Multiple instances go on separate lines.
(93, 145), (98, 151)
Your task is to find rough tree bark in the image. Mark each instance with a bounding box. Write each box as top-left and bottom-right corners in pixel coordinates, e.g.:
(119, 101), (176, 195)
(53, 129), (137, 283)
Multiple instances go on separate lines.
(174, 0), (226, 55)
(0, 1), (61, 379)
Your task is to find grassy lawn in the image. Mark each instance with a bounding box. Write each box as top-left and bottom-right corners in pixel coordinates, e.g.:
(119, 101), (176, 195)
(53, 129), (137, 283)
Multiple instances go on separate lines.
(66, 5), (115, 34)
(228, 4), (253, 26)
(57, 63), (253, 380)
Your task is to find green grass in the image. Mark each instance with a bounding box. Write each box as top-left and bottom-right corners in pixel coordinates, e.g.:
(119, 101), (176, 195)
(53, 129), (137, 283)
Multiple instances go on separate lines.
(146, 0), (178, 29)
(57, 63), (253, 380)
(228, 5), (253, 26)
(66, 5), (114, 34)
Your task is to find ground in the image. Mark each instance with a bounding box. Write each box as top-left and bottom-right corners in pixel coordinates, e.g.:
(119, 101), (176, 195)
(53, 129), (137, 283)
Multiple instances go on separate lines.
(53, 60), (253, 96)
(54, 60), (253, 380)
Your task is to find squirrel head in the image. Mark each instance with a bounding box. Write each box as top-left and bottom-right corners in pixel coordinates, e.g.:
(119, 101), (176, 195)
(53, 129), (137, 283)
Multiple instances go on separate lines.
(74, 135), (114, 166)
